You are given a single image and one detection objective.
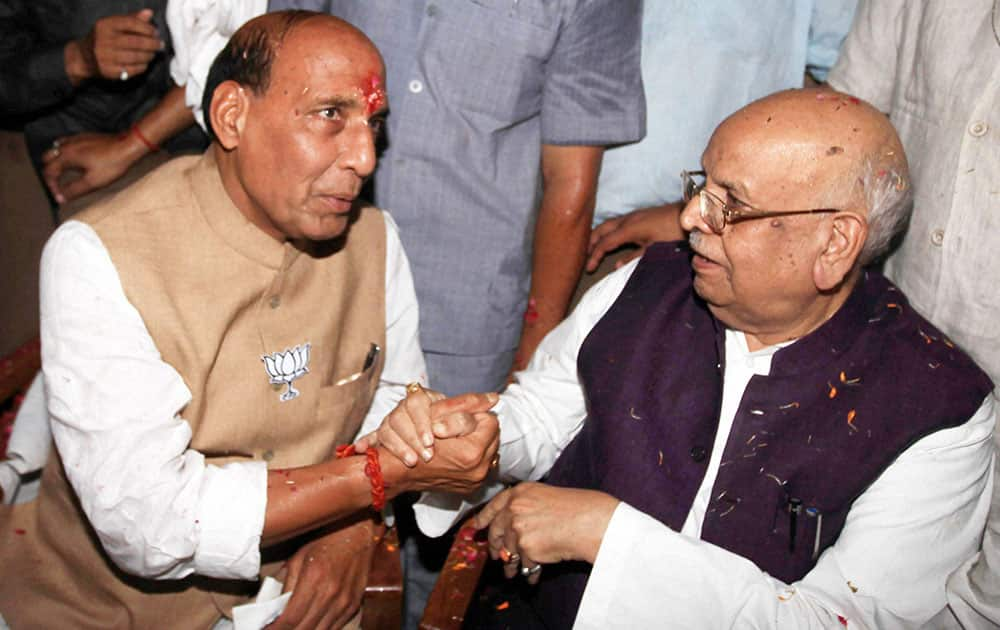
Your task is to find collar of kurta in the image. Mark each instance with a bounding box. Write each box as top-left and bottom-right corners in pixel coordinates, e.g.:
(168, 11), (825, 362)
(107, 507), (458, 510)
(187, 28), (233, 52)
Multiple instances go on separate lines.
(764, 270), (888, 379)
(188, 148), (303, 271)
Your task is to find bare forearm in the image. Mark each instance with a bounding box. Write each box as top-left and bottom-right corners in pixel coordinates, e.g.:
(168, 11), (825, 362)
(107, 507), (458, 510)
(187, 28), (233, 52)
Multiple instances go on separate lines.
(515, 145), (603, 369)
(262, 446), (408, 546)
(140, 85), (194, 144)
(124, 85), (195, 156)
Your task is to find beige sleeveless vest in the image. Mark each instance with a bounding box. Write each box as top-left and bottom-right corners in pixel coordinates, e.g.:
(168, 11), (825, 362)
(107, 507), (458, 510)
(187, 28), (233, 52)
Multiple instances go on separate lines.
(0, 151), (387, 628)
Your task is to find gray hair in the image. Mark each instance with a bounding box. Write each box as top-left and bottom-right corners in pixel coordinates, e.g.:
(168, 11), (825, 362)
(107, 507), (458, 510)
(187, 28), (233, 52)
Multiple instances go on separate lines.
(857, 158), (912, 266)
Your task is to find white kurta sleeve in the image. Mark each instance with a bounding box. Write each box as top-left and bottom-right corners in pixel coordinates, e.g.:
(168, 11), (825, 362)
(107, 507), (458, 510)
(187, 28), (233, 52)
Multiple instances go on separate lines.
(354, 212), (428, 440)
(576, 395), (996, 630)
(40, 221), (267, 580)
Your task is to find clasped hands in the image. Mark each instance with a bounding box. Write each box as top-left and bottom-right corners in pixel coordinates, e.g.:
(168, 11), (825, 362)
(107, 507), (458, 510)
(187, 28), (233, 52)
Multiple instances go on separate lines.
(354, 385), (500, 495)
(359, 386), (620, 585)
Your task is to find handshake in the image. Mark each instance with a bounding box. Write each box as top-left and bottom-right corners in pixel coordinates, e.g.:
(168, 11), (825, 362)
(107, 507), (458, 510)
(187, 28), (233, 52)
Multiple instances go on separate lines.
(354, 384), (619, 581)
(353, 385), (502, 496)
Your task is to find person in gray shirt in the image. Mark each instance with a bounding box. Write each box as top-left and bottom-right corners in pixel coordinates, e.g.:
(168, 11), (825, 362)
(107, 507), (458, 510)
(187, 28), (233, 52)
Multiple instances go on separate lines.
(314, 1), (645, 397)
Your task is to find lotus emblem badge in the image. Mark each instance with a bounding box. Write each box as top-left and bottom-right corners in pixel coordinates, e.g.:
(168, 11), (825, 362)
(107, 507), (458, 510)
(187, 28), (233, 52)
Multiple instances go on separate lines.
(262, 343), (311, 401)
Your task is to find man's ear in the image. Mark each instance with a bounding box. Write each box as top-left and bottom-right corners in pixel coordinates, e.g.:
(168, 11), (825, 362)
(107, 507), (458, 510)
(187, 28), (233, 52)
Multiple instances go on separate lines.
(208, 81), (250, 150)
(813, 212), (867, 291)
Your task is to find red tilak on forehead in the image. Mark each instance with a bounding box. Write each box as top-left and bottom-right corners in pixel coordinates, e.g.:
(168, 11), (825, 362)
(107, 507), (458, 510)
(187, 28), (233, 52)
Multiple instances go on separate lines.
(361, 74), (386, 116)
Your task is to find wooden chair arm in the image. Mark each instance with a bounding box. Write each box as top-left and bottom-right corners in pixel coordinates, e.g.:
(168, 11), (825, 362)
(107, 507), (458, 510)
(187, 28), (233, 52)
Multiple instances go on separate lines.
(419, 516), (490, 630)
(362, 525), (404, 629)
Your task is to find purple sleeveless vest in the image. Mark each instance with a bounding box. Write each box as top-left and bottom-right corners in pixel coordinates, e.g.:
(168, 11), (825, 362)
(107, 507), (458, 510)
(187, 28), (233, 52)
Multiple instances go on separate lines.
(533, 242), (993, 628)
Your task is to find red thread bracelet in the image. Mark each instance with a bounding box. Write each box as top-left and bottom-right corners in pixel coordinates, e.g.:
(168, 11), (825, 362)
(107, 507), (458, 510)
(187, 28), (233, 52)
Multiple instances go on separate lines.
(129, 125), (160, 152)
(336, 444), (386, 511)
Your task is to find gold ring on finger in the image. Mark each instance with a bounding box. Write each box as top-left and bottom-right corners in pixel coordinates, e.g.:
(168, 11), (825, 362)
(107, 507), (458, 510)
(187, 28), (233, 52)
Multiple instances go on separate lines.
(406, 382), (423, 395)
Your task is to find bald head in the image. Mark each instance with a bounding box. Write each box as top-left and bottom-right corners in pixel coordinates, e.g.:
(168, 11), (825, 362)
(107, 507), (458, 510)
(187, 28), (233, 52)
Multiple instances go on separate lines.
(709, 88), (910, 264)
(202, 11), (381, 141)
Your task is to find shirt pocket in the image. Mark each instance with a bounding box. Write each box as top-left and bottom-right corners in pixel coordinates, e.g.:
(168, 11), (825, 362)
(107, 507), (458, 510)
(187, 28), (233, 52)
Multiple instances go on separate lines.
(420, 1), (560, 121)
(316, 346), (384, 446)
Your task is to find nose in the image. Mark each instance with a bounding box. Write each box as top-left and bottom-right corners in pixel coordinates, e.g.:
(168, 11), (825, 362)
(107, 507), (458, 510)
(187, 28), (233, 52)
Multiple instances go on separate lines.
(679, 194), (711, 234)
(338, 120), (377, 179)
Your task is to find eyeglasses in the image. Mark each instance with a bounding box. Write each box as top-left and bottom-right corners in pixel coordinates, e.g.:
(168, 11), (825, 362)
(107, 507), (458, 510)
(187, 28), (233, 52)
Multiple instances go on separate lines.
(681, 170), (839, 234)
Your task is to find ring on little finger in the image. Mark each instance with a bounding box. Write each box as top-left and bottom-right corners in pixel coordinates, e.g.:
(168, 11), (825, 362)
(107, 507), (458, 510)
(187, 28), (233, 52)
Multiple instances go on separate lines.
(490, 454), (500, 469)
(119, 68), (129, 81)
(406, 382), (423, 395)
(520, 564), (542, 577)
(499, 547), (519, 564)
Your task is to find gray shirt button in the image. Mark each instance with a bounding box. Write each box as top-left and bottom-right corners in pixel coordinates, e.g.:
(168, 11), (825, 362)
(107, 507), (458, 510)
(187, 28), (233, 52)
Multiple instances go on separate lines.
(408, 79), (424, 94)
(969, 121), (989, 137)
(426, 4), (438, 17)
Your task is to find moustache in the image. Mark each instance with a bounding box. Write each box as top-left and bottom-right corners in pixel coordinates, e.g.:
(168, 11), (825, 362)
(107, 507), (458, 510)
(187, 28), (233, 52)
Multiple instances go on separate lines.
(688, 231), (703, 252)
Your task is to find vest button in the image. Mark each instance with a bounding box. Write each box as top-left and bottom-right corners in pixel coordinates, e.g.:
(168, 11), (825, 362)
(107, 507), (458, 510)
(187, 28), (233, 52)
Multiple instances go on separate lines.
(690, 446), (707, 462)
(269, 295), (281, 309)
(262, 449), (274, 461)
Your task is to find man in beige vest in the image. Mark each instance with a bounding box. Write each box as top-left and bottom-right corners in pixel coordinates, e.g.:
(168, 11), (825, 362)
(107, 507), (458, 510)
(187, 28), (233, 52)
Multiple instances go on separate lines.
(0, 11), (499, 629)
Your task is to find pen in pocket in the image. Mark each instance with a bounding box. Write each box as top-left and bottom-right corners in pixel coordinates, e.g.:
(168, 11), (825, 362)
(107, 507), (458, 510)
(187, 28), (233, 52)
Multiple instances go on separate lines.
(788, 497), (802, 552)
(806, 507), (823, 560)
(333, 343), (380, 386)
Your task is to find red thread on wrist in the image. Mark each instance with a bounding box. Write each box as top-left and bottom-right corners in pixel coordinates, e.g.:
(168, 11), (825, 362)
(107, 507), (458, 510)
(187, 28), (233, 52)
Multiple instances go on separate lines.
(336, 444), (386, 511)
(130, 125), (160, 152)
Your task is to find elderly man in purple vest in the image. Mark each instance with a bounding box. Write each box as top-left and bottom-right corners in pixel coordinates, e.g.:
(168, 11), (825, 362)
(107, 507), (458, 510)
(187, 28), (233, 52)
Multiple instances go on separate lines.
(367, 88), (996, 628)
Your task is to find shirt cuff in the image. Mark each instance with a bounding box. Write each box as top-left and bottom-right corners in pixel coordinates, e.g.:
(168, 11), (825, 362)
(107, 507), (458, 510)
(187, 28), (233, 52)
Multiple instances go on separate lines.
(193, 460), (268, 579)
(413, 480), (505, 537)
(575, 502), (674, 628)
(0, 463), (20, 505)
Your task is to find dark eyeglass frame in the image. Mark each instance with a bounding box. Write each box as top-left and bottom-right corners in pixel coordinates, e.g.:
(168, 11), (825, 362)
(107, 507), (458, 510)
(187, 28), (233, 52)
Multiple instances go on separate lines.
(681, 170), (839, 234)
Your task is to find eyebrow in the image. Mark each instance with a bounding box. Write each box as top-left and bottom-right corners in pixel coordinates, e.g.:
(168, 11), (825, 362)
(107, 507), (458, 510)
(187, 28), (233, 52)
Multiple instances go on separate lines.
(316, 95), (361, 109)
(709, 174), (751, 202)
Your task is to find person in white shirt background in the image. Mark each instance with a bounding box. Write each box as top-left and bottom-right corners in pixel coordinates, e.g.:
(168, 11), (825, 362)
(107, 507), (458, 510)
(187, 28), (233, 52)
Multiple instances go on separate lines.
(827, 3), (1000, 625)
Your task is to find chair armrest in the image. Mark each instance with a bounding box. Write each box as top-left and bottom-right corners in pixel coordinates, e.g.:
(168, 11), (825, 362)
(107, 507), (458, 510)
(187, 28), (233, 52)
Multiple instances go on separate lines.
(419, 517), (490, 630)
(362, 525), (404, 629)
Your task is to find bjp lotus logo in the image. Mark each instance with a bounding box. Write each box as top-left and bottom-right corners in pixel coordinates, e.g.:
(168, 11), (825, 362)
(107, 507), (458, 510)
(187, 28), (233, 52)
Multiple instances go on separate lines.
(262, 343), (311, 401)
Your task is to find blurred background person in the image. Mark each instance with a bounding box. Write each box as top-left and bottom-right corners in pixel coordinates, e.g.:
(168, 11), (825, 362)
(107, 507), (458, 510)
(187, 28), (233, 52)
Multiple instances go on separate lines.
(0, 0), (207, 218)
(827, 1), (1000, 627)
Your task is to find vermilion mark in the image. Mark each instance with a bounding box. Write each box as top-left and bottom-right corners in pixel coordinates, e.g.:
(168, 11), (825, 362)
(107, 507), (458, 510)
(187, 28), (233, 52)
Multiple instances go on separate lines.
(362, 74), (386, 116)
